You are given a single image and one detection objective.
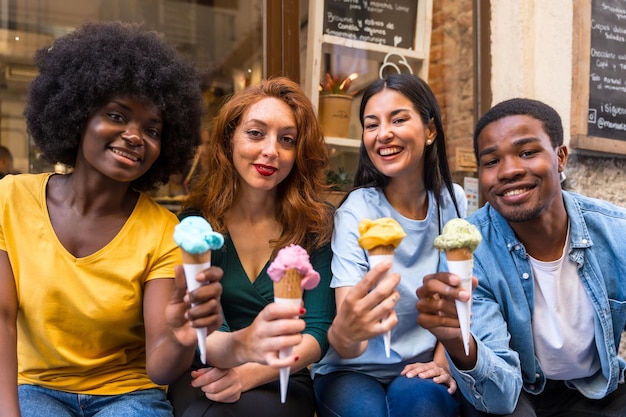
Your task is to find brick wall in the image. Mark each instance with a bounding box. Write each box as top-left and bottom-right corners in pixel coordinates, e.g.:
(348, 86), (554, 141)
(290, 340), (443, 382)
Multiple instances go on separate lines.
(428, 0), (476, 185)
(428, 2), (626, 359)
(429, 2), (626, 212)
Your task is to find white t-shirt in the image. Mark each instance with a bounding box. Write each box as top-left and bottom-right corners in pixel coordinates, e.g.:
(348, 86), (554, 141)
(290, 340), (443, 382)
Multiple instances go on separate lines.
(530, 225), (601, 380)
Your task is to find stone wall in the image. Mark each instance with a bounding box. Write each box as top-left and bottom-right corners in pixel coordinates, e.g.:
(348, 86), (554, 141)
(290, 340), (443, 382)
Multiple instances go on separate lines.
(567, 155), (626, 358)
(565, 155), (626, 208)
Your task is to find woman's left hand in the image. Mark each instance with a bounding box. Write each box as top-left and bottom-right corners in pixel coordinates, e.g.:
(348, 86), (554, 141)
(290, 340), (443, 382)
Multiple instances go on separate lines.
(401, 361), (457, 394)
(191, 367), (244, 403)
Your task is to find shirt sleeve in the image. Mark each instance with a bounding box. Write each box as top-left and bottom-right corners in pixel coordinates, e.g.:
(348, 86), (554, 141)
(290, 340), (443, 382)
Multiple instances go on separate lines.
(330, 204), (370, 288)
(302, 243), (335, 356)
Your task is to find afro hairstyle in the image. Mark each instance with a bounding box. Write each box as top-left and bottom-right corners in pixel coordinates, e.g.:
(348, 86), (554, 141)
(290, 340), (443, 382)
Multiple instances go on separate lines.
(24, 21), (205, 191)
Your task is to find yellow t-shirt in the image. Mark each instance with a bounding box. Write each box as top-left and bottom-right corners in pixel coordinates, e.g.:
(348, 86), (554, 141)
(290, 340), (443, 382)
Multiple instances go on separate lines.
(0, 173), (182, 394)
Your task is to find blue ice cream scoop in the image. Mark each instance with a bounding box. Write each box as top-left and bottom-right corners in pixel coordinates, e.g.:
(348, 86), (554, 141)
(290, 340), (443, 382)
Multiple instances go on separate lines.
(173, 216), (224, 254)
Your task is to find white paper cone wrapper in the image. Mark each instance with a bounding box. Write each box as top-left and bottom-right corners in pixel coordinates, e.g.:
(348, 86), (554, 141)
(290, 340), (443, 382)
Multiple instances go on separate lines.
(448, 260), (473, 355)
(182, 261), (212, 364)
(367, 254), (394, 358)
(182, 262), (212, 292)
(274, 297), (301, 403)
(368, 254), (394, 269)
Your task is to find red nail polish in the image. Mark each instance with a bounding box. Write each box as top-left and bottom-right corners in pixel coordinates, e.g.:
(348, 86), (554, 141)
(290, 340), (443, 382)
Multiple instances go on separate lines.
(300, 307), (306, 315)
(294, 355), (300, 361)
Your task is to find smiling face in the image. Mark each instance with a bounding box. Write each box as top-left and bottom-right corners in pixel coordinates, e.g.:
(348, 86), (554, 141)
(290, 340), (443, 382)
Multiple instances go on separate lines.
(362, 88), (435, 184)
(231, 97), (297, 193)
(477, 114), (567, 223)
(78, 97), (162, 183)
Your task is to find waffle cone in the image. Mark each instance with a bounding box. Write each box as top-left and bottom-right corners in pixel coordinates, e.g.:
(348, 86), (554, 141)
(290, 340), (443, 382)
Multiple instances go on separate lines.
(367, 245), (395, 256)
(181, 250), (212, 265)
(273, 269), (304, 299)
(445, 247), (473, 261)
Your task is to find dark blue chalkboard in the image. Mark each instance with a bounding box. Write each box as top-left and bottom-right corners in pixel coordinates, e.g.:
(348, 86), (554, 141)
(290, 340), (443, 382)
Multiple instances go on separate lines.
(323, 0), (417, 49)
(587, 0), (626, 141)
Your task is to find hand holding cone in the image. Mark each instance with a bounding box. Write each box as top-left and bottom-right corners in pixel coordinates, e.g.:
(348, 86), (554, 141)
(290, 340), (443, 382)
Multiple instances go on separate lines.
(358, 218), (406, 358)
(434, 218), (482, 355)
(173, 216), (224, 364)
(268, 244), (320, 403)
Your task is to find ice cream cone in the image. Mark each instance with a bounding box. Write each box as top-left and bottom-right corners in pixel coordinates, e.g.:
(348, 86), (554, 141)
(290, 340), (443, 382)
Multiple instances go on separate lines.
(445, 247), (473, 261)
(268, 244), (320, 404)
(173, 215), (225, 365)
(273, 269), (304, 404)
(434, 219), (482, 357)
(181, 250), (212, 265)
(273, 269), (304, 299)
(454, 278), (472, 356)
(273, 268), (303, 403)
(181, 250), (213, 365)
(368, 250), (395, 358)
(278, 351), (292, 404)
(445, 247), (474, 355)
(367, 244), (395, 256)
(358, 218), (406, 360)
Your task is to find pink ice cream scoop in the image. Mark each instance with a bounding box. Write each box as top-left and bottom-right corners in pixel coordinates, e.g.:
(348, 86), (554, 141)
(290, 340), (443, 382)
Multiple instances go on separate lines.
(267, 244), (320, 290)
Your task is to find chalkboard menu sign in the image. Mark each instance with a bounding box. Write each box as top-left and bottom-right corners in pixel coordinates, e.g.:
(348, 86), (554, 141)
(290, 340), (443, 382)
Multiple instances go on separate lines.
(587, 0), (626, 141)
(323, 0), (417, 49)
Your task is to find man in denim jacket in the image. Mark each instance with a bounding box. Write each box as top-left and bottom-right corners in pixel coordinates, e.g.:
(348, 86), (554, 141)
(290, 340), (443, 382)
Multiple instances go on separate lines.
(417, 98), (626, 416)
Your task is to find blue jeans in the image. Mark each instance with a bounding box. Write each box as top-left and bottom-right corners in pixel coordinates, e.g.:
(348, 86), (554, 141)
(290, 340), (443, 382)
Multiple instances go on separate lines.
(18, 385), (173, 417)
(462, 379), (626, 417)
(314, 371), (459, 417)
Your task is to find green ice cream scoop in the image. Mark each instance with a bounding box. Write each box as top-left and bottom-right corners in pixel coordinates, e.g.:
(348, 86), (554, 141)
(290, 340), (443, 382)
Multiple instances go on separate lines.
(434, 218), (482, 252)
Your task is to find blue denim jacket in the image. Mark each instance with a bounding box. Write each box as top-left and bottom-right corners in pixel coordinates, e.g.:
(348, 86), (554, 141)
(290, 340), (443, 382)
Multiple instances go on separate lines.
(448, 191), (626, 414)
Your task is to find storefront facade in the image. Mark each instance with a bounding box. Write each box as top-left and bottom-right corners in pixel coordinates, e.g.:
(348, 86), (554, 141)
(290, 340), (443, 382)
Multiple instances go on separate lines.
(2, 1), (624, 208)
(0, 0), (301, 176)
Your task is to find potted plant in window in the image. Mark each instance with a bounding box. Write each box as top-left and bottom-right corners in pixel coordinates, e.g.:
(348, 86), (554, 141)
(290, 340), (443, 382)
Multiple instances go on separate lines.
(318, 72), (358, 138)
(324, 167), (353, 207)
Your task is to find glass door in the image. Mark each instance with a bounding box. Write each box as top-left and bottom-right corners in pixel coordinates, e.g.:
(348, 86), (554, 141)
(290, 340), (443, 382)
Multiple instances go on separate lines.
(0, 0), (270, 178)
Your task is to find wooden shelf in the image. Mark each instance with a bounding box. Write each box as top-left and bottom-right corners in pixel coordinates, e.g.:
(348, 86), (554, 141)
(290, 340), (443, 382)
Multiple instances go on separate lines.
(325, 136), (361, 149)
(320, 35), (428, 61)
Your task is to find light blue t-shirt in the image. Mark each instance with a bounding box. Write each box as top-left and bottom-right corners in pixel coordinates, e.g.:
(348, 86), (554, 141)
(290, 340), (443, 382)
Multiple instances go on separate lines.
(312, 184), (467, 382)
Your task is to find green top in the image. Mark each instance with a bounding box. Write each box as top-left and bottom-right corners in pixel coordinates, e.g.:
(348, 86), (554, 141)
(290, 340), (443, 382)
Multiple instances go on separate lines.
(214, 237), (334, 355)
(179, 209), (335, 356)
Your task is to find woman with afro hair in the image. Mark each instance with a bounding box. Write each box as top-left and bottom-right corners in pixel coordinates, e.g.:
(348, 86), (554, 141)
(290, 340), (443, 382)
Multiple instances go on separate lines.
(0, 21), (223, 416)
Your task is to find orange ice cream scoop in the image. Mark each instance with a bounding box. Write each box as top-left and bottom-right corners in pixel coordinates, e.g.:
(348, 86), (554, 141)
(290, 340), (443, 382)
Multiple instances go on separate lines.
(358, 217), (406, 253)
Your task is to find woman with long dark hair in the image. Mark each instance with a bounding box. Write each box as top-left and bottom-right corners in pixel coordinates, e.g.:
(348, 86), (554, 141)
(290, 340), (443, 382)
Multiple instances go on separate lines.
(313, 74), (465, 417)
